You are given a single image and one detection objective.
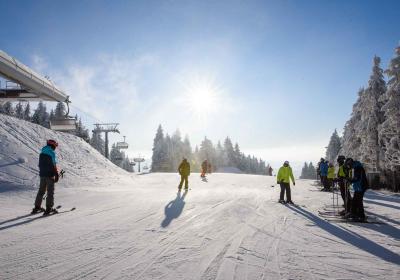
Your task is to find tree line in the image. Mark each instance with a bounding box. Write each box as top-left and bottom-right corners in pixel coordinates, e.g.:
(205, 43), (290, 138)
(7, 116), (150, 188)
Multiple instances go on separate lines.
(151, 125), (269, 175)
(324, 44), (400, 191)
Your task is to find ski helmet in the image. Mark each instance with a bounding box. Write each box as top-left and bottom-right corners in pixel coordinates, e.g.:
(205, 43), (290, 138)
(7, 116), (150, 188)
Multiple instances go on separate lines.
(47, 139), (58, 148)
(284, 161), (289, 166)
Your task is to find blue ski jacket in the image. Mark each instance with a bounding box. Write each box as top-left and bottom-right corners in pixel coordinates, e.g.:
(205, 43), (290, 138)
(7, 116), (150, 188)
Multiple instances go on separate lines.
(320, 162), (328, 176)
(350, 161), (369, 192)
(39, 145), (58, 177)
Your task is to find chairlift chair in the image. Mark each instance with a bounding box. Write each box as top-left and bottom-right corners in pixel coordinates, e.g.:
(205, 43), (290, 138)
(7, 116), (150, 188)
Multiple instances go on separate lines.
(116, 136), (129, 149)
(49, 99), (77, 132)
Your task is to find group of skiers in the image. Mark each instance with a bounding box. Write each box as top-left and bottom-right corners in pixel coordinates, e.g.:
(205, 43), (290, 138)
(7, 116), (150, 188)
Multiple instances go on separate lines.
(317, 156), (369, 222)
(32, 139), (368, 222)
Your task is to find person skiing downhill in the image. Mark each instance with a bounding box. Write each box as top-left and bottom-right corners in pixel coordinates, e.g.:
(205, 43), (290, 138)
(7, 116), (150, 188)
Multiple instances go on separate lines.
(178, 158), (190, 190)
(277, 161), (295, 204)
(201, 160), (208, 178)
(32, 139), (60, 216)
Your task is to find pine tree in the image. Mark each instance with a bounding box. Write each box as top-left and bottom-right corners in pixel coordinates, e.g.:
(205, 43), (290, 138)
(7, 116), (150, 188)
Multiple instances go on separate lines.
(308, 162), (316, 179)
(32, 101), (49, 128)
(23, 102), (31, 121)
(341, 88), (364, 160)
(379, 45), (400, 175)
(223, 137), (235, 167)
(359, 56), (387, 171)
(151, 125), (167, 172)
(2, 101), (14, 116)
(15, 102), (24, 119)
(54, 102), (66, 118)
(90, 131), (105, 156)
(325, 129), (341, 163)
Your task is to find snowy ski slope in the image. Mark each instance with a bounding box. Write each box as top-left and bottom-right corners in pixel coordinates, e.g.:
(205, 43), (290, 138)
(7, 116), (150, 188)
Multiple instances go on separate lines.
(0, 114), (399, 279)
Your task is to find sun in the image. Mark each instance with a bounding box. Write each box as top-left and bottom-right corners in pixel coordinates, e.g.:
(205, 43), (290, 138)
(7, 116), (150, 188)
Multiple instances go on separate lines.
(184, 77), (220, 121)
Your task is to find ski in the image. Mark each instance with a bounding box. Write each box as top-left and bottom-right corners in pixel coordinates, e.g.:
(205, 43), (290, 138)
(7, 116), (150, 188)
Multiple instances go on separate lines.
(317, 213), (384, 224)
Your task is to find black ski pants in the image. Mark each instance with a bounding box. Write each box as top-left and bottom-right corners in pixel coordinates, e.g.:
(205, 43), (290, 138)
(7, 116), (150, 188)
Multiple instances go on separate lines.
(179, 175), (189, 189)
(338, 179), (352, 212)
(351, 190), (365, 219)
(34, 177), (55, 210)
(280, 182), (291, 202)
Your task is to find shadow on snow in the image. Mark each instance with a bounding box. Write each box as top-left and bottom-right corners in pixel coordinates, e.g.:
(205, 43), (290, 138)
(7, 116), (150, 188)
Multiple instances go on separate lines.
(161, 190), (188, 228)
(286, 204), (400, 265)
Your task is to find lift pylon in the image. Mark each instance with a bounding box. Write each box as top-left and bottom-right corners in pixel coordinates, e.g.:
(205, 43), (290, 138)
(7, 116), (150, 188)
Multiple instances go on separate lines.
(93, 123), (120, 159)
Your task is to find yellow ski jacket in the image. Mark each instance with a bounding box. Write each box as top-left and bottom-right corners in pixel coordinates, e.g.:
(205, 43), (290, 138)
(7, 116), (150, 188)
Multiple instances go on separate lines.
(277, 166), (295, 184)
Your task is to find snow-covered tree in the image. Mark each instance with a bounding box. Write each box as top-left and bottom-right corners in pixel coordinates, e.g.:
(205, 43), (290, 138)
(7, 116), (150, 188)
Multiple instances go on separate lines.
(325, 129), (341, 163)
(23, 102), (31, 121)
(341, 88), (364, 159)
(75, 117), (90, 141)
(1, 101), (14, 116)
(32, 101), (49, 128)
(151, 125), (170, 172)
(90, 131), (105, 156)
(379, 45), (400, 176)
(54, 102), (67, 119)
(358, 56), (387, 171)
(15, 102), (24, 119)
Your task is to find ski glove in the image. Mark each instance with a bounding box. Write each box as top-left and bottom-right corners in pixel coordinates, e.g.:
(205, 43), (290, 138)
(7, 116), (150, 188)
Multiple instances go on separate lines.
(293, 182), (295, 186)
(54, 173), (59, 183)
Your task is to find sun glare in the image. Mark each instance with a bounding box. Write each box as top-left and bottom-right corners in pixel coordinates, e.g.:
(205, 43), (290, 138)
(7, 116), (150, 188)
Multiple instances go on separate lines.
(184, 77), (221, 121)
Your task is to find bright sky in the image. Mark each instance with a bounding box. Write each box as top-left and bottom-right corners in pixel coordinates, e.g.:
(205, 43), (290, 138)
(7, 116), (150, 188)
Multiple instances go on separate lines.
(1, 0), (400, 171)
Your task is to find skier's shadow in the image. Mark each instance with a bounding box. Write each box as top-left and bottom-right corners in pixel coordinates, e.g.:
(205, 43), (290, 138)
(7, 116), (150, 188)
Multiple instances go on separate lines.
(286, 204), (400, 265)
(161, 190), (188, 228)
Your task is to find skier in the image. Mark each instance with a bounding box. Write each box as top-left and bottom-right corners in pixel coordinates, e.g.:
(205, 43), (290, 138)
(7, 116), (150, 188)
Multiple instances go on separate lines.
(317, 158), (324, 183)
(345, 158), (369, 222)
(32, 139), (60, 216)
(178, 158), (190, 190)
(327, 162), (335, 190)
(268, 166), (273, 176)
(201, 160), (208, 178)
(319, 159), (329, 191)
(277, 161), (295, 204)
(337, 155), (352, 215)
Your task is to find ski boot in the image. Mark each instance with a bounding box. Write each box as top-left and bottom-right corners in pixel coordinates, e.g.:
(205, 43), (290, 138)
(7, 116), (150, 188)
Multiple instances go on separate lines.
(286, 200), (294, 205)
(43, 208), (59, 216)
(278, 199), (286, 204)
(31, 207), (45, 214)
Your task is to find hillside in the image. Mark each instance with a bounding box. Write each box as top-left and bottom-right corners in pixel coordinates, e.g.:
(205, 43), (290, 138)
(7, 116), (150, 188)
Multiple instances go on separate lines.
(0, 114), (128, 192)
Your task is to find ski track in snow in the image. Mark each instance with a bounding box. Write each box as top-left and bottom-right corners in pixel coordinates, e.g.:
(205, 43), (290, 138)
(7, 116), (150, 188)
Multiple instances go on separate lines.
(1, 114), (400, 280)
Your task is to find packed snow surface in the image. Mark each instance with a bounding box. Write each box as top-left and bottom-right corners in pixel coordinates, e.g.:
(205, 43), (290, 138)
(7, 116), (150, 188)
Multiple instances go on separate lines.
(1, 114), (400, 279)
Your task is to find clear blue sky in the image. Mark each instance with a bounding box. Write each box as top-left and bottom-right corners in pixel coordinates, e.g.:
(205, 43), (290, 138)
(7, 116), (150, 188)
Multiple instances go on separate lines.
(1, 0), (399, 169)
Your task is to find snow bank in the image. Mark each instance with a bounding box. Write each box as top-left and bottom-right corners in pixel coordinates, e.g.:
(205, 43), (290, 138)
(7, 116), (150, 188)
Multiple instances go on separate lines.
(0, 114), (127, 192)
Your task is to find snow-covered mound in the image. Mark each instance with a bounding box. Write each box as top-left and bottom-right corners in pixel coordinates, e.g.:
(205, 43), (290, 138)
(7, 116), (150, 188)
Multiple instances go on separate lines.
(0, 114), (127, 192)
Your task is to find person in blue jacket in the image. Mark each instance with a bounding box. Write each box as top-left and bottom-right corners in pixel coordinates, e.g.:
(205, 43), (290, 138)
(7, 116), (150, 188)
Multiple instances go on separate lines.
(32, 139), (60, 215)
(319, 159), (329, 191)
(345, 158), (369, 222)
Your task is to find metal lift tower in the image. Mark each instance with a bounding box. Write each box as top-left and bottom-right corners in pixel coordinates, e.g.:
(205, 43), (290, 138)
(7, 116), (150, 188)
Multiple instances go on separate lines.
(93, 123), (120, 159)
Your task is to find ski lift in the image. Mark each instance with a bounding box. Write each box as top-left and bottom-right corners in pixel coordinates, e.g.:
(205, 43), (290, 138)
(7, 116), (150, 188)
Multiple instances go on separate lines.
(143, 165), (149, 170)
(49, 98), (77, 132)
(116, 136), (129, 149)
(129, 160), (136, 166)
(0, 50), (77, 132)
